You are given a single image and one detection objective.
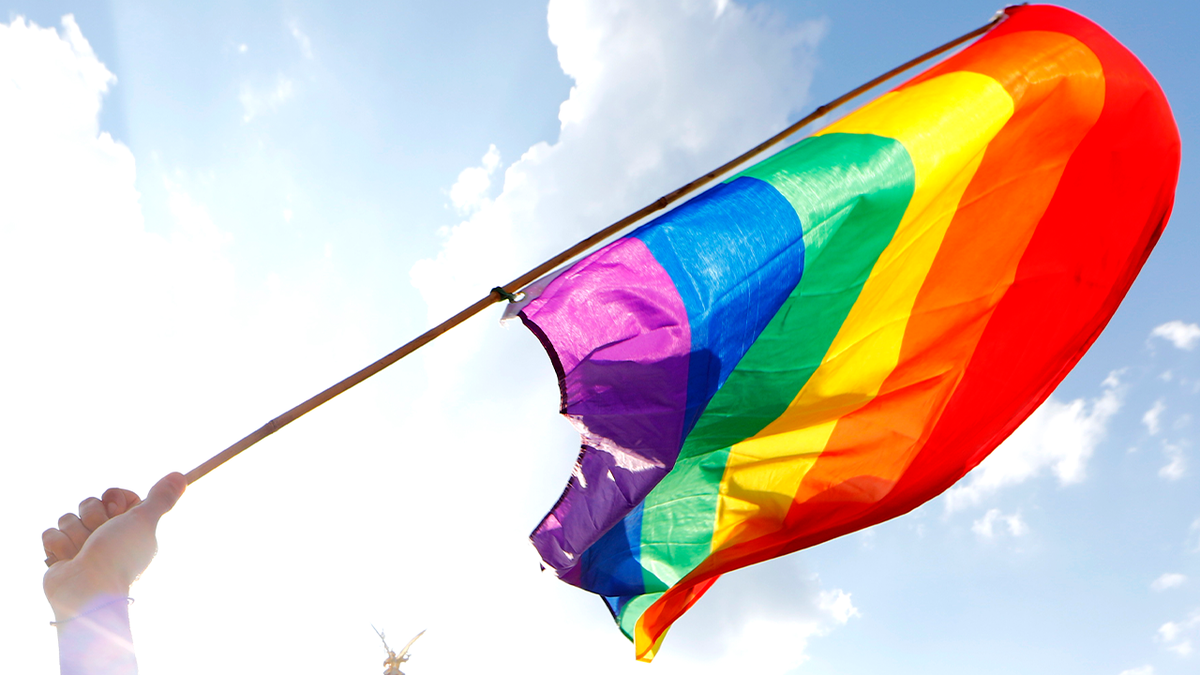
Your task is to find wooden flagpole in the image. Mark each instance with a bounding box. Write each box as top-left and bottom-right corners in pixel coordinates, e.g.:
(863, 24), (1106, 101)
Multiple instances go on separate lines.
(184, 10), (1006, 485)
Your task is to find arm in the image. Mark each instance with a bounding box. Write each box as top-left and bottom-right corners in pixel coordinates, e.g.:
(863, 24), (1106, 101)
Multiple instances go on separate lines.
(42, 473), (186, 675)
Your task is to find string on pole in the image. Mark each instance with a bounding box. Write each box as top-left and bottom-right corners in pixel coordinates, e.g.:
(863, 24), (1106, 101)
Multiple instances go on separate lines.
(184, 10), (1007, 485)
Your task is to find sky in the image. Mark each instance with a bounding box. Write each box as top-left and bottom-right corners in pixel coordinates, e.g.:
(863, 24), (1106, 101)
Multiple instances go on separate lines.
(0, 1), (1196, 673)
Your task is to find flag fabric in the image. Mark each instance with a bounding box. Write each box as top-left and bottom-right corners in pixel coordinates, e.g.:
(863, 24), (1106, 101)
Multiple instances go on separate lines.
(512, 4), (1179, 660)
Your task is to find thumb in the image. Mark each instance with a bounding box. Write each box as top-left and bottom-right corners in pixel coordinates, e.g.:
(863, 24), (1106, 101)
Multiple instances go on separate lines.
(134, 472), (187, 523)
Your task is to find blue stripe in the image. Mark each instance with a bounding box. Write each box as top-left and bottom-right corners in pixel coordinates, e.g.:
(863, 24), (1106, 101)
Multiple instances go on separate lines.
(633, 176), (807, 438)
(582, 503), (645, 599)
(578, 176), (805, 599)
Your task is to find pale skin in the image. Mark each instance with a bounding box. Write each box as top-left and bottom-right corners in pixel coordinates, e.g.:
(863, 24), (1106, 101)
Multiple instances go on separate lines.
(42, 473), (186, 675)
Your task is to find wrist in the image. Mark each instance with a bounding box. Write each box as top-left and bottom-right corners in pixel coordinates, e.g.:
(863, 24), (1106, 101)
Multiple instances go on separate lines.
(52, 595), (134, 627)
(46, 565), (132, 623)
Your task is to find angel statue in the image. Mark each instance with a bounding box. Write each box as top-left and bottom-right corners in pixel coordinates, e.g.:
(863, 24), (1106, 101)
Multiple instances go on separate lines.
(373, 626), (425, 675)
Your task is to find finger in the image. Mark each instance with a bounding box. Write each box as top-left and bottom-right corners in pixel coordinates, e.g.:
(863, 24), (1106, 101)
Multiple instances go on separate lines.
(78, 497), (108, 532)
(58, 513), (91, 551)
(42, 527), (78, 562)
(101, 488), (141, 518)
(134, 472), (186, 523)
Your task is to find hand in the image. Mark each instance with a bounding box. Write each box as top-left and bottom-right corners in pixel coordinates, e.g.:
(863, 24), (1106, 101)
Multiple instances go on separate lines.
(42, 473), (186, 622)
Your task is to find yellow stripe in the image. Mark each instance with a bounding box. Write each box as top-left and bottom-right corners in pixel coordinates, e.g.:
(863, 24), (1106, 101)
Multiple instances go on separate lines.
(711, 71), (1015, 551)
(635, 625), (668, 662)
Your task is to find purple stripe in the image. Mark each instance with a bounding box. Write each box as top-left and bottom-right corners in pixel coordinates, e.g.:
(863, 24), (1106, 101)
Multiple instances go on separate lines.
(522, 237), (690, 581)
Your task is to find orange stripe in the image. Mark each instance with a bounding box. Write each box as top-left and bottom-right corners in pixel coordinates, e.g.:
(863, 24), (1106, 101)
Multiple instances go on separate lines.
(711, 70), (1012, 553)
(787, 30), (1105, 516)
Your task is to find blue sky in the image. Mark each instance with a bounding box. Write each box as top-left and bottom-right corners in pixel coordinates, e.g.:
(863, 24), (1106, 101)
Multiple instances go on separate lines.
(1, 1), (1196, 673)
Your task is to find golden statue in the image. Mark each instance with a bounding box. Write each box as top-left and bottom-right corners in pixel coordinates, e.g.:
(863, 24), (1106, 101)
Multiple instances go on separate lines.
(374, 626), (424, 675)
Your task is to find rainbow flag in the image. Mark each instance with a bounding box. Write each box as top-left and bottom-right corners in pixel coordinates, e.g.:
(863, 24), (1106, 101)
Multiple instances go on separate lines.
(513, 4), (1179, 660)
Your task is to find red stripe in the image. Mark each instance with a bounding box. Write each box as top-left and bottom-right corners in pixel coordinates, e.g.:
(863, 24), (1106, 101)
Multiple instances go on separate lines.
(872, 2), (1180, 521)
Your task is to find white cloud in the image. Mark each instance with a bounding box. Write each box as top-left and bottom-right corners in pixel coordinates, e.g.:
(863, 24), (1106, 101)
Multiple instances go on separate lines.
(819, 589), (861, 624)
(1170, 642), (1193, 657)
(289, 19), (313, 59)
(1159, 440), (1188, 481)
(0, 15), (234, 387)
(0, 15), (114, 138)
(945, 372), (1124, 511)
(662, 557), (857, 674)
(410, 0), (824, 328)
(448, 144), (501, 214)
(1152, 573), (1187, 592)
(1144, 400), (1166, 435)
(1157, 611), (1200, 657)
(239, 74), (294, 122)
(237, 43), (248, 54)
(972, 509), (1028, 539)
(1151, 321), (1200, 351)
(1119, 666), (1154, 675)
(1008, 514), (1030, 536)
(0, 16), (391, 674)
(1159, 622), (1182, 642)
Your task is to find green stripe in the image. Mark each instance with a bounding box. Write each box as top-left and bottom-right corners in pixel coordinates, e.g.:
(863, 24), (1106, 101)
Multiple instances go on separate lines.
(628, 134), (916, 613)
(618, 593), (662, 640)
